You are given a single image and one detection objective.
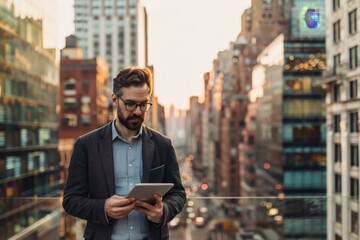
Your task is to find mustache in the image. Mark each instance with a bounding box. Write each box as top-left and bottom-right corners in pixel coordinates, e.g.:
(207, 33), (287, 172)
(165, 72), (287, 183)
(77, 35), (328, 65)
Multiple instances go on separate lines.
(128, 115), (143, 120)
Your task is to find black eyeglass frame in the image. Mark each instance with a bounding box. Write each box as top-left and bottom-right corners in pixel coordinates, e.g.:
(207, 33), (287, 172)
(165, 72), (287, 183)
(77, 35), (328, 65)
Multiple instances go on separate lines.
(117, 95), (152, 112)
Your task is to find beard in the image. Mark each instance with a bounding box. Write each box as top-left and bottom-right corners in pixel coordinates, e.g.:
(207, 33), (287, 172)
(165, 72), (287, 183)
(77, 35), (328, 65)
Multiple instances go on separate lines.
(117, 109), (144, 131)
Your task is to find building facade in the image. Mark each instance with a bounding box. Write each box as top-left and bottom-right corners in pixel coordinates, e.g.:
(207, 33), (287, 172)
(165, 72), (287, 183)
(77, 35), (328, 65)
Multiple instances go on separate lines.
(74, 0), (148, 92)
(325, 0), (360, 239)
(59, 35), (109, 239)
(0, 1), (62, 239)
(254, 30), (327, 238)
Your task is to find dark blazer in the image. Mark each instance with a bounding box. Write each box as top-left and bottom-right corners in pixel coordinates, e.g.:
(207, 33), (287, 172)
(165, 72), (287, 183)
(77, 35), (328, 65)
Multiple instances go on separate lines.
(62, 121), (186, 240)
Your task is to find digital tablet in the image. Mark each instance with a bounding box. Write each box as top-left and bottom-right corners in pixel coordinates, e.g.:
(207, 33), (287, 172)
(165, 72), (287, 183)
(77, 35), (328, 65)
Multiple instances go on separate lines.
(127, 183), (174, 204)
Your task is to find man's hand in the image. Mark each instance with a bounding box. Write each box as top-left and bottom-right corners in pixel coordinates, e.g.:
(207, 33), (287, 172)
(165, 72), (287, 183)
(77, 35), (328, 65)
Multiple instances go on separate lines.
(134, 194), (163, 223)
(105, 195), (136, 219)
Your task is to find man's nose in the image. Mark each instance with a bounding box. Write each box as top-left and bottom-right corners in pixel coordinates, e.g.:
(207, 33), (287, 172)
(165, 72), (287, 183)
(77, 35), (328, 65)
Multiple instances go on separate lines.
(133, 105), (143, 114)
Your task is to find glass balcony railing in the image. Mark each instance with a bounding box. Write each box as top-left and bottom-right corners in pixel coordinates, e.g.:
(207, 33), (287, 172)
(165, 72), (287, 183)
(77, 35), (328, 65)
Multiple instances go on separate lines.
(1, 196), (358, 240)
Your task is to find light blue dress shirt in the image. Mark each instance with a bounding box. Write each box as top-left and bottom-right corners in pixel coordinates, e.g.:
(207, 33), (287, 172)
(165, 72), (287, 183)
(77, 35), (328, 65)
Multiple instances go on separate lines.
(111, 121), (148, 240)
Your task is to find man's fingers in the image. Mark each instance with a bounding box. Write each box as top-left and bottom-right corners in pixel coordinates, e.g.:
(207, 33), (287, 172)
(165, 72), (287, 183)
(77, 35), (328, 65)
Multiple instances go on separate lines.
(105, 195), (136, 219)
(153, 194), (162, 205)
(134, 196), (163, 223)
(109, 197), (135, 207)
(108, 202), (136, 219)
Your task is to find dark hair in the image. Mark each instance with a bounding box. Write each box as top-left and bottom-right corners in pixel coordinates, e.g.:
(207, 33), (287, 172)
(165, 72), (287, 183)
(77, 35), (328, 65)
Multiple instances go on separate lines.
(113, 66), (153, 96)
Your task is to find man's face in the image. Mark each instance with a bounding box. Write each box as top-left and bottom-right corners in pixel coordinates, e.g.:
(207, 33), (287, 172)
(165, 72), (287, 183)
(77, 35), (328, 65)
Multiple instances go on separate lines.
(112, 84), (150, 131)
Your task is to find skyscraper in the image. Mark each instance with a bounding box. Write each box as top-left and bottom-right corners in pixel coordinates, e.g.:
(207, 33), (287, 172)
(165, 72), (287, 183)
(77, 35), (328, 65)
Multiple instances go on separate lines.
(74, 0), (148, 92)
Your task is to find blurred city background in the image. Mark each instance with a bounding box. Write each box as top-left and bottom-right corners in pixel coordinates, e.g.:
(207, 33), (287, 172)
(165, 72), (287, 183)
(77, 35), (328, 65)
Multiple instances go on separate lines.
(0, 0), (359, 239)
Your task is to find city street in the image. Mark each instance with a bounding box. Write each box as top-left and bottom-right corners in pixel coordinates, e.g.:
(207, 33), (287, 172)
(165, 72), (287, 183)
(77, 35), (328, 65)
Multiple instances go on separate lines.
(169, 154), (236, 240)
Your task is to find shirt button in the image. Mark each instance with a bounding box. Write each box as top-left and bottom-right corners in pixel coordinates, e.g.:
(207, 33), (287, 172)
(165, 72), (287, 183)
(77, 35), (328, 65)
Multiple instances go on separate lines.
(129, 164), (132, 167)
(130, 183), (133, 185)
(130, 226), (133, 230)
(129, 147), (131, 150)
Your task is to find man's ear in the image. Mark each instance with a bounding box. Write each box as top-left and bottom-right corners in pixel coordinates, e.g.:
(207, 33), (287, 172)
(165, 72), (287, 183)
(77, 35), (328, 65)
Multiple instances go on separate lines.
(111, 93), (117, 104)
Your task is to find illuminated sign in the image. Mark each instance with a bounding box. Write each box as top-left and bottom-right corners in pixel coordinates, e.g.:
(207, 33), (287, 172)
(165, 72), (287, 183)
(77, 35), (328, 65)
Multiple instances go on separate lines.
(304, 8), (320, 29)
(290, 0), (325, 38)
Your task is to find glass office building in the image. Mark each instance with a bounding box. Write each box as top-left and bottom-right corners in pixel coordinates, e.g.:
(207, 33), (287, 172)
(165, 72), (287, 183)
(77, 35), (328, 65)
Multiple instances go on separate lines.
(255, 33), (327, 239)
(0, 1), (62, 239)
(254, 0), (327, 238)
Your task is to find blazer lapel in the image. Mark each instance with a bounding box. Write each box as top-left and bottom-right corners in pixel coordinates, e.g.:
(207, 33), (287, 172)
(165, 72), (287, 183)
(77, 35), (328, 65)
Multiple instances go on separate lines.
(99, 122), (115, 196)
(142, 127), (154, 183)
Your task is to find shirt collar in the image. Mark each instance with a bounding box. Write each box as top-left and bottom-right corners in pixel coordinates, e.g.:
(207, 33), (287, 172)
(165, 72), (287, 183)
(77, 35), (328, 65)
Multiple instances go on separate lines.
(111, 120), (143, 142)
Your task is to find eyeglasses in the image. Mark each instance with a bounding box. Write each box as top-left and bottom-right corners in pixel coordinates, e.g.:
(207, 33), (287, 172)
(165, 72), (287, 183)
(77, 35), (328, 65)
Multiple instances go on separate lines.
(117, 96), (152, 112)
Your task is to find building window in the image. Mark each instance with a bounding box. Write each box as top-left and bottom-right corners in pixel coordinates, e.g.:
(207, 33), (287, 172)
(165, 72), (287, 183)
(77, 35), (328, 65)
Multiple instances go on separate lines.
(293, 125), (320, 142)
(64, 97), (77, 111)
(63, 114), (78, 127)
(0, 104), (4, 122)
(82, 79), (90, 91)
(351, 211), (359, 234)
(39, 128), (50, 145)
(349, 46), (358, 69)
(334, 144), (341, 163)
(81, 114), (91, 125)
(350, 144), (359, 167)
(81, 96), (91, 114)
(334, 54), (341, 75)
(0, 131), (5, 147)
(333, 0), (340, 11)
(335, 174), (341, 193)
(333, 20), (341, 43)
(349, 80), (358, 99)
(350, 178), (359, 199)
(283, 99), (324, 118)
(6, 156), (21, 178)
(334, 114), (341, 132)
(349, 111), (359, 133)
(333, 84), (340, 102)
(20, 128), (29, 147)
(349, 9), (357, 34)
(335, 204), (341, 223)
(64, 78), (76, 95)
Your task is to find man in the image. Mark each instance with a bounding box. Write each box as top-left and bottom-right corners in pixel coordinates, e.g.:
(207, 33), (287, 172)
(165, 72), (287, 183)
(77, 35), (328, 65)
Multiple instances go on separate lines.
(63, 66), (186, 240)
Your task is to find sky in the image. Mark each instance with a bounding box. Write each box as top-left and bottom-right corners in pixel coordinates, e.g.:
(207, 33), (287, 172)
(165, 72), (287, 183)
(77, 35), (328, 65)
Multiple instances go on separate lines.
(58, 0), (251, 109)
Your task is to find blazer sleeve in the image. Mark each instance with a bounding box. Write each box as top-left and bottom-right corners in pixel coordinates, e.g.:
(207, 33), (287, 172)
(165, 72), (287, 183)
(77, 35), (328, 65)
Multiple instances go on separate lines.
(153, 140), (186, 228)
(62, 137), (109, 226)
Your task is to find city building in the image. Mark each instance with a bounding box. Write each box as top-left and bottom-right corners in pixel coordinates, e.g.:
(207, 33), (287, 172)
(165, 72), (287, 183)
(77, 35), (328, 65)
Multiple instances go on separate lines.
(201, 65), (221, 195)
(238, 100), (256, 229)
(185, 96), (203, 177)
(59, 34), (109, 239)
(144, 94), (166, 135)
(74, 0), (148, 93)
(324, 0), (360, 239)
(166, 105), (186, 150)
(59, 35), (109, 173)
(143, 66), (167, 135)
(200, 0), (289, 215)
(253, 7), (327, 236)
(73, 0), (164, 138)
(0, 1), (62, 239)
